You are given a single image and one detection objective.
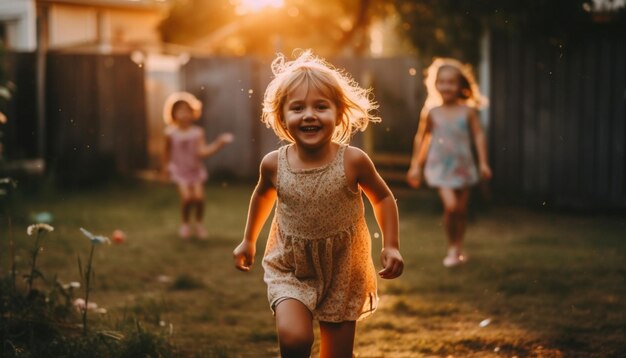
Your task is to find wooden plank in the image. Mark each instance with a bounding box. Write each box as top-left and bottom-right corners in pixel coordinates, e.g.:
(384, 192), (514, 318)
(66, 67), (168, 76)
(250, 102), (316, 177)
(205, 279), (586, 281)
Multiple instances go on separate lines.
(595, 37), (612, 201)
(521, 38), (536, 195)
(507, 34), (523, 194)
(565, 41), (584, 203)
(182, 56), (258, 179)
(610, 38), (625, 205)
(581, 39), (597, 200)
(553, 42), (568, 205)
(537, 42), (552, 195)
(490, 32), (509, 195)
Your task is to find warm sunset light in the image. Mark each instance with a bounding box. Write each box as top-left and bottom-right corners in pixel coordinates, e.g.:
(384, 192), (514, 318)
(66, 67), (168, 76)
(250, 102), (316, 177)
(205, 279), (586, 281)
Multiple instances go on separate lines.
(235, 0), (285, 15)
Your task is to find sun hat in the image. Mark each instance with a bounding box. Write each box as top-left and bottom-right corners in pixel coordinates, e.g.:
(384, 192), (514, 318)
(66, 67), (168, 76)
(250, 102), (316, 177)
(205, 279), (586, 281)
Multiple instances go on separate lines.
(163, 91), (203, 125)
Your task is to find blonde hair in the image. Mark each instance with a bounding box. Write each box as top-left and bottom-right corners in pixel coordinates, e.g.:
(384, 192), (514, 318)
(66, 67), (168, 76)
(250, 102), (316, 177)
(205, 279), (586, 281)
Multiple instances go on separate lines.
(261, 50), (379, 144)
(163, 91), (203, 125)
(422, 58), (487, 120)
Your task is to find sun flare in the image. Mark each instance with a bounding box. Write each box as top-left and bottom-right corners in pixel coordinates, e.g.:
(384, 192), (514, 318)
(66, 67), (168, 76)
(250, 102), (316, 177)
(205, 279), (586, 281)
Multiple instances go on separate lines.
(236, 0), (285, 15)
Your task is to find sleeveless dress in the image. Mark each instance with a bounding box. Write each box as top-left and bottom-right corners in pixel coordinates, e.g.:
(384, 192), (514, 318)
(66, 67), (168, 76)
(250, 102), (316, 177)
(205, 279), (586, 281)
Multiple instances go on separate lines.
(165, 125), (207, 185)
(262, 144), (378, 322)
(424, 107), (479, 188)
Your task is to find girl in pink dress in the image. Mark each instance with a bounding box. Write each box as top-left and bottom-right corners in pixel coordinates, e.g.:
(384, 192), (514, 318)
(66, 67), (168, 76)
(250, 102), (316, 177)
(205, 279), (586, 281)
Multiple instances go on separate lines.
(407, 58), (492, 267)
(162, 92), (233, 239)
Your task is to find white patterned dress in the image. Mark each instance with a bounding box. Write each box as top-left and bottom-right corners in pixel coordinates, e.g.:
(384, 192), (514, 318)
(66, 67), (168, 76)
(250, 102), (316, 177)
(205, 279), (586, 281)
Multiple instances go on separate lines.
(424, 107), (479, 188)
(262, 144), (378, 322)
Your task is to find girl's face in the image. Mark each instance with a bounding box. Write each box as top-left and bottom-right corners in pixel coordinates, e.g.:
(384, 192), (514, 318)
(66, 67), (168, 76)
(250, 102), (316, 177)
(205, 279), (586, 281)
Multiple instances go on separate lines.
(435, 66), (463, 103)
(172, 102), (194, 127)
(282, 82), (339, 150)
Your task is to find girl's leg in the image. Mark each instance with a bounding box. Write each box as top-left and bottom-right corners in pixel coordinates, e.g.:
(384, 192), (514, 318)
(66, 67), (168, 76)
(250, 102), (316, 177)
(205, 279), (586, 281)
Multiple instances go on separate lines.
(453, 188), (470, 250)
(190, 183), (205, 222)
(176, 184), (193, 238)
(275, 299), (314, 358)
(319, 321), (356, 358)
(438, 187), (471, 266)
(190, 183), (207, 238)
(438, 187), (458, 247)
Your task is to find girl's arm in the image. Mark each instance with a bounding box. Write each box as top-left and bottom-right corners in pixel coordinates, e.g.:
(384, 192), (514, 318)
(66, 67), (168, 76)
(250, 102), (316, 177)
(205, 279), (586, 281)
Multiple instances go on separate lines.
(233, 151), (278, 271)
(198, 132), (234, 158)
(468, 109), (492, 180)
(346, 147), (403, 279)
(406, 109), (433, 188)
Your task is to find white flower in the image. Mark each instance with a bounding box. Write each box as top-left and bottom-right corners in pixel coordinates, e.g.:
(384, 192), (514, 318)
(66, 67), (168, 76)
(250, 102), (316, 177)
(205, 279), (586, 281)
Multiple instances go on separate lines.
(27, 223), (54, 236)
(0, 87), (11, 100)
(73, 298), (100, 311)
(73, 298), (86, 310)
(80, 227), (110, 245)
(62, 281), (81, 290)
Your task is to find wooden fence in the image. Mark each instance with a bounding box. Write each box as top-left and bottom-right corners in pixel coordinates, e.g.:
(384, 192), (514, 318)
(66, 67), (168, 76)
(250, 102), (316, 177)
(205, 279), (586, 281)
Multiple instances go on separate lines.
(181, 56), (423, 179)
(2, 52), (38, 160)
(45, 53), (147, 185)
(489, 31), (625, 208)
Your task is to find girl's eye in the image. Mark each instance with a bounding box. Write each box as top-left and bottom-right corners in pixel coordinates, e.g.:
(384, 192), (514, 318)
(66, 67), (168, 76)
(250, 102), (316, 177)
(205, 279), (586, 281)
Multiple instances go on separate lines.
(316, 104), (329, 110)
(291, 106), (303, 112)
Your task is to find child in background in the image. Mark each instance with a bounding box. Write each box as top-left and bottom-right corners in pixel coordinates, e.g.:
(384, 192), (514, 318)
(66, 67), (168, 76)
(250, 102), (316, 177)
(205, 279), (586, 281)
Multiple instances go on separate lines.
(406, 58), (492, 267)
(233, 50), (404, 357)
(162, 91), (233, 240)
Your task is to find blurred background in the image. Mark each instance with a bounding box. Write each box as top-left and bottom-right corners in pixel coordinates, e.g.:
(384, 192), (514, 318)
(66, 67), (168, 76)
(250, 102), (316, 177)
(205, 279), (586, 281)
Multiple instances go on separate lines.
(0, 0), (624, 207)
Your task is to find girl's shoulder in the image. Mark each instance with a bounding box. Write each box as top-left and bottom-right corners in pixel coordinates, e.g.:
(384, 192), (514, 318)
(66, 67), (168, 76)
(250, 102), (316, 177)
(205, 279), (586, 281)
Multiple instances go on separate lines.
(164, 125), (177, 136)
(344, 145), (372, 167)
(260, 149), (280, 174)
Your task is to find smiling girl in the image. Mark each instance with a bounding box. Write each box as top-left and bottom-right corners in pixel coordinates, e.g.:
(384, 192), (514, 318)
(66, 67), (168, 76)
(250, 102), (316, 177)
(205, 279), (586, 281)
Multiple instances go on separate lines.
(233, 50), (404, 357)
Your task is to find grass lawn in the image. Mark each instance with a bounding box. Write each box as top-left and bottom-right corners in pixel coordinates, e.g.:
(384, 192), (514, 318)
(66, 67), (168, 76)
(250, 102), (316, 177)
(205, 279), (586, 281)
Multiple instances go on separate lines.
(2, 180), (625, 357)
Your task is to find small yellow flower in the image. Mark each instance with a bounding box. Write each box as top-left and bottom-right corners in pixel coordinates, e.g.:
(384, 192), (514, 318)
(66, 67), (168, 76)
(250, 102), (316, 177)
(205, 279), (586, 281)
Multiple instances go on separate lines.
(27, 223), (54, 236)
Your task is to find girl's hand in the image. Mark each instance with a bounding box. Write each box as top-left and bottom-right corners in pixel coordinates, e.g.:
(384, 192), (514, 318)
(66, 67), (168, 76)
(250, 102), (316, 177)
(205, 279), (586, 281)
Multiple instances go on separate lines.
(479, 163), (492, 181)
(219, 132), (235, 144)
(379, 248), (404, 279)
(233, 240), (256, 272)
(406, 166), (421, 189)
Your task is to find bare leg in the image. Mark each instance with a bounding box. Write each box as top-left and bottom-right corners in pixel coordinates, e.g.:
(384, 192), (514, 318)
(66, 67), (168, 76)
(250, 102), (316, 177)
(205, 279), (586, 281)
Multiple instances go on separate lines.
(177, 184), (193, 224)
(275, 299), (314, 358)
(438, 188), (458, 247)
(190, 183), (205, 223)
(319, 321), (356, 358)
(454, 188), (470, 250)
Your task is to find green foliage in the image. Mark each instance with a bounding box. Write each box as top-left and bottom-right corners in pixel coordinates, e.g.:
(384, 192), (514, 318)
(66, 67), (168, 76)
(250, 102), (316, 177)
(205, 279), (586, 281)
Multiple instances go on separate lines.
(0, 214), (181, 357)
(159, 0), (625, 64)
(159, 0), (391, 56)
(396, 0), (626, 64)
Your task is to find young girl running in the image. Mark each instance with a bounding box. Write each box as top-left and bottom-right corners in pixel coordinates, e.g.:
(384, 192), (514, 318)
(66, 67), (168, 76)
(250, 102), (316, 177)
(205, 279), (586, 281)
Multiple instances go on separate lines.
(233, 50), (404, 357)
(406, 58), (492, 267)
(162, 91), (233, 240)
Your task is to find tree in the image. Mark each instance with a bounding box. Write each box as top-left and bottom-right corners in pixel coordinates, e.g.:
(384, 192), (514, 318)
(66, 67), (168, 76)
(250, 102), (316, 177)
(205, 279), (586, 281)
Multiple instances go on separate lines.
(158, 0), (392, 57)
(159, 0), (625, 62)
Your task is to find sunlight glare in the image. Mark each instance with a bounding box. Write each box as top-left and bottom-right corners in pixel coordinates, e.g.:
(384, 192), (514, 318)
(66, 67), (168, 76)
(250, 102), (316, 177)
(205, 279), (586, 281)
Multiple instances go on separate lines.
(236, 0), (284, 15)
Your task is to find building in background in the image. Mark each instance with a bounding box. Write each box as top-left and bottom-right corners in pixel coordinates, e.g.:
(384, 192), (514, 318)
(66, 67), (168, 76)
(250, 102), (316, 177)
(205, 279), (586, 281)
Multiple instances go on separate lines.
(0, 0), (169, 53)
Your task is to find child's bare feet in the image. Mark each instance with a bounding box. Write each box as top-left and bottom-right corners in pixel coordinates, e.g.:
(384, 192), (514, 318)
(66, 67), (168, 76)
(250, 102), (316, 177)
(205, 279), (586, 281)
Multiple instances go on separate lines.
(179, 224), (191, 240)
(195, 224), (208, 240)
(443, 247), (467, 267)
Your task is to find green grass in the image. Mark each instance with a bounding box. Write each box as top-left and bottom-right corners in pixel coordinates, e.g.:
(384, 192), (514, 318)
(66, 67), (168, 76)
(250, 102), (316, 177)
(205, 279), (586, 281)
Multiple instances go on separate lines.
(2, 180), (625, 357)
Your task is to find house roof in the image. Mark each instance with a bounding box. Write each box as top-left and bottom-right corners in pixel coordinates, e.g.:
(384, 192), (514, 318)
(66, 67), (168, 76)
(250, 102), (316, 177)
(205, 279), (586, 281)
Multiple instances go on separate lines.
(36, 0), (170, 11)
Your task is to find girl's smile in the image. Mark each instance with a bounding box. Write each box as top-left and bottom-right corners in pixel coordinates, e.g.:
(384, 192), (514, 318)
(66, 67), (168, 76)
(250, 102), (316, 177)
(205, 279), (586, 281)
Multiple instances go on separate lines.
(282, 83), (339, 149)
